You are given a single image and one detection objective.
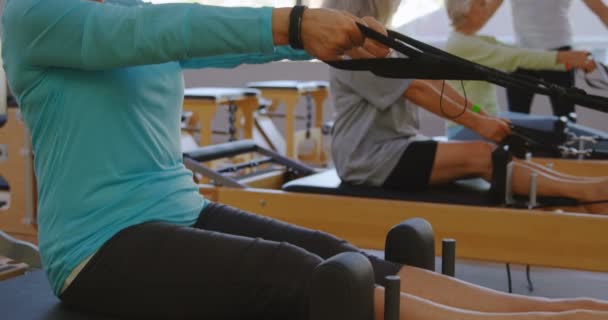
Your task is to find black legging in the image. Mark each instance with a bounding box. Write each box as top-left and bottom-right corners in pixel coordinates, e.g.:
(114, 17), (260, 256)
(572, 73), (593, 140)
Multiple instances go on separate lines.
(506, 46), (576, 119)
(59, 202), (402, 320)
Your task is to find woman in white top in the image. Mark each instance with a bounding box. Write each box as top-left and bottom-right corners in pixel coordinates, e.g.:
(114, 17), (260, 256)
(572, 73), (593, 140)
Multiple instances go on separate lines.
(507, 0), (608, 118)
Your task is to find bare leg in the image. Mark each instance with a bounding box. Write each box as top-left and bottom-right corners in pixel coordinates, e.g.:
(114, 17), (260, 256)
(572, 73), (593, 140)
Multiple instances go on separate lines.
(392, 266), (608, 314)
(516, 159), (606, 182)
(510, 161), (608, 203)
(372, 287), (608, 320)
(430, 141), (608, 213)
(430, 141), (495, 184)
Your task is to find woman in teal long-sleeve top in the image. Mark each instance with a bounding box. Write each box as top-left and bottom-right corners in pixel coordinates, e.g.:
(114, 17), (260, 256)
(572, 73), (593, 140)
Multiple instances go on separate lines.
(1, 0), (404, 318)
(5, 0), (608, 319)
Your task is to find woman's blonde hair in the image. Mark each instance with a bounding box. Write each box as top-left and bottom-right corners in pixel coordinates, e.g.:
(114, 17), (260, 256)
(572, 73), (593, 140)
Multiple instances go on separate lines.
(321, 0), (401, 26)
(445, 0), (473, 27)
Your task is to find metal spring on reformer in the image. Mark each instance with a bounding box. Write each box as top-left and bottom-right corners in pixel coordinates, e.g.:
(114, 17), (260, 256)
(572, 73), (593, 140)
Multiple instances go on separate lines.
(305, 93), (313, 139)
(228, 100), (237, 142)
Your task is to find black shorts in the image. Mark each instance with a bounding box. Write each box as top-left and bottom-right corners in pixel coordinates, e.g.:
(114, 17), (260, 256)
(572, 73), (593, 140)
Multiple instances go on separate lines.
(383, 140), (438, 192)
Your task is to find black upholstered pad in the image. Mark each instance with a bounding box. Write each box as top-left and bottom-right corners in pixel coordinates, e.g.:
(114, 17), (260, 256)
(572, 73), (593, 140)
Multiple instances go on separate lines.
(184, 87), (260, 101)
(0, 271), (115, 320)
(282, 170), (496, 207)
(246, 81), (329, 92)
(0, 114), (6, 128)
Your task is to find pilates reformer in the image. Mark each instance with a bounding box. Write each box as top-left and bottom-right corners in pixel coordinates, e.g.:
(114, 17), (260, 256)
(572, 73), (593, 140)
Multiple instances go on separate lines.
(0, 218), (456, 320)
(183, 140), (608, 276)
(182, 82), (331, 165)
(247, 81), (330, 164)
(182, 87), (262, 148)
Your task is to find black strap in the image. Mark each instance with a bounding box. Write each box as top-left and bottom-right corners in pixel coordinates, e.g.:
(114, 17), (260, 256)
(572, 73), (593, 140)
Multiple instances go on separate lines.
(325, 23), (608, 114)
(583, 62), (608, 90)
(289, 5), (306, 50)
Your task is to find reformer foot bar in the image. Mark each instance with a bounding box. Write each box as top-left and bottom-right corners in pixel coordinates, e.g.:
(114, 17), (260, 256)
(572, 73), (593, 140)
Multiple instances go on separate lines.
(185, 141), (608, 274)
(0, 218), (452, 320)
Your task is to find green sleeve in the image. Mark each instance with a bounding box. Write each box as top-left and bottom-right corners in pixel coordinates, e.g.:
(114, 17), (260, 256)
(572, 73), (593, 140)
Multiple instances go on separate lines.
(3, 0), (276, 70)
(447, 34), (565, 73)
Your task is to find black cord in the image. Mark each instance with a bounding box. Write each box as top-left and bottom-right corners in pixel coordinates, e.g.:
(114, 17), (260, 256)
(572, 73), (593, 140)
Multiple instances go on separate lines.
(526, 265), (534, 292)
(506, 263), (513, 293)
(439, 80), (468, 120)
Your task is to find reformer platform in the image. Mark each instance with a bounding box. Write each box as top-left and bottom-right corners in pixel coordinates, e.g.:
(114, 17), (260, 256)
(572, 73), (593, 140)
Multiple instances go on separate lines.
(283, 169), (496, 207)
(0, 269), (377, 320)
(0, 270), (113, 320)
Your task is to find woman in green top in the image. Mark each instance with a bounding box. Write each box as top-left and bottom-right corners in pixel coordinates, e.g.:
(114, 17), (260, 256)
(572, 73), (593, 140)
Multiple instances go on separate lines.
(4, 0), (608, 319)
(445, 0), (595, 118)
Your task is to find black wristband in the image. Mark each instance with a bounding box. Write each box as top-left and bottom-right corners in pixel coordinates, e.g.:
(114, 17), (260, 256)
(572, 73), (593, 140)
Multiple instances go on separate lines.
(289, 5), (307, 50)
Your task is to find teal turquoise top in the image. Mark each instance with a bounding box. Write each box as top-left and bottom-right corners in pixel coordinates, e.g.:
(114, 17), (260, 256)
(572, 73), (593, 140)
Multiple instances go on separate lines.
(2, 0), (309, 295)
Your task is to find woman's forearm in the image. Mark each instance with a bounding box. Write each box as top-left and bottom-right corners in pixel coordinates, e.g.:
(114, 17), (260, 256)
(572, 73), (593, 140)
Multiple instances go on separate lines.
(404, 80), (482, 129)
(272, 8), (291, 46)
(583, 0), (608, 27)
(487, 0), (504, 19)
(435, 80), (490, 116)
(427, 80), (475, 110)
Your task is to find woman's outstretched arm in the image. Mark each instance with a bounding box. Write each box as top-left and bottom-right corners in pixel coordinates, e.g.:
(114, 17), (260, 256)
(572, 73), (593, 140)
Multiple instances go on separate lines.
(4, 0), (385, 71)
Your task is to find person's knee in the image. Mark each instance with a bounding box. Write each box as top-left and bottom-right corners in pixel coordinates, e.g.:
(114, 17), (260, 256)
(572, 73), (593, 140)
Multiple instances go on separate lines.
(468, 141), (494, 178)
(272, 242), (323, 283)
(265, 243), (322, 317)
(306, 230), (357, 258)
